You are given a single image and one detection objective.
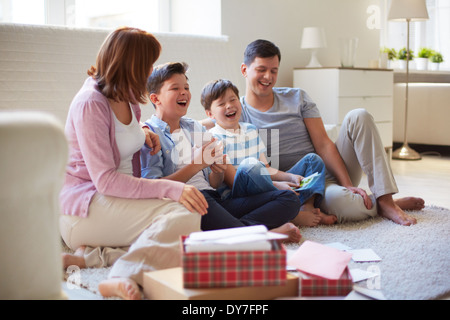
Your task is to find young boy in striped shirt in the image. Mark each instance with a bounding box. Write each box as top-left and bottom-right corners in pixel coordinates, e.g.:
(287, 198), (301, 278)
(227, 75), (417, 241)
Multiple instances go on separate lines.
(201, 79), (334, 227)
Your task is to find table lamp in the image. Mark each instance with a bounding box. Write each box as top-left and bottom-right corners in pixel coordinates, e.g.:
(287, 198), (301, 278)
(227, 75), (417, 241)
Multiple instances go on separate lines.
(301, 27), (327, 68)
(388, 0), (429, 160)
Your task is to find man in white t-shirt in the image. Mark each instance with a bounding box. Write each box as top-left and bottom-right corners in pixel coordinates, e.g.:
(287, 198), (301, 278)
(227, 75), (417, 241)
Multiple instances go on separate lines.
(235, 39), (424, 225)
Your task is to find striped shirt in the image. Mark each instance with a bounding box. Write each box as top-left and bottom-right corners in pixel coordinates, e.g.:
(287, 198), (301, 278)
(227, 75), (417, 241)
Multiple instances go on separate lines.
(209, 122), (266, 168)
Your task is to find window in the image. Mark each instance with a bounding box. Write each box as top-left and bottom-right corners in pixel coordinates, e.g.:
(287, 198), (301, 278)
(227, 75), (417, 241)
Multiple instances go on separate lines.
(65, 0), (161, 31)
(381, 0), (450, 70)
(0, 0), (221, 36)
(0, 0), (46, 24)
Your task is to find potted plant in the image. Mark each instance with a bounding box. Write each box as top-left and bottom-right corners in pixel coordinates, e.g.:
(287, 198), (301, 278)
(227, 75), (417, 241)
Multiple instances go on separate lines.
(429, 51), (444, 71)
(397, 47), (414, 69)
(380, 47), (397, 68)
(416, 47), (432, 70)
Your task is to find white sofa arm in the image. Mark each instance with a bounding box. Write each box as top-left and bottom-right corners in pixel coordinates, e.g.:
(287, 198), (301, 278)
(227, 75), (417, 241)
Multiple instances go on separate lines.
(0, 111), (68, 299)
(324, 124), (338, 142)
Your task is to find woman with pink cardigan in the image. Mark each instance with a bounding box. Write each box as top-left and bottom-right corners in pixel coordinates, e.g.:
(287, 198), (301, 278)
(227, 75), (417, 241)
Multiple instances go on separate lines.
(59, 27), (207, 300)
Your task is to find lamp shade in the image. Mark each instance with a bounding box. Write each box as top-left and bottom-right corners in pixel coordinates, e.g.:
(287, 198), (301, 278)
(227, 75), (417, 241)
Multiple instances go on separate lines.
(388, 0), (429, 21)
(301, 27), (327, 49)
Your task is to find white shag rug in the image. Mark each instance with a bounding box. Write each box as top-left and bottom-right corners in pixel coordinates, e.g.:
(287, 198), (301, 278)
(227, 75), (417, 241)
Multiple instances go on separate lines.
(63, 205), (450, 300)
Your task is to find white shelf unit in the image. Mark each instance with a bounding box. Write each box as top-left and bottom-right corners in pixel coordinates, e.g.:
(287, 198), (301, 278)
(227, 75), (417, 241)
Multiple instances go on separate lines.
(293, 67), (394, 149)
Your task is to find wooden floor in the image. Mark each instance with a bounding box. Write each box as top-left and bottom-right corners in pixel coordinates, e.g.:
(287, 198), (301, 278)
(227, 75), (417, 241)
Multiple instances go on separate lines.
(360, 154), (450, 210)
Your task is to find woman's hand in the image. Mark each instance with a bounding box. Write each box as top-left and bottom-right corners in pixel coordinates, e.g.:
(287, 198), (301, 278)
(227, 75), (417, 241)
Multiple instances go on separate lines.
(178, 185), (208, 215)
(142, 126), (161, 155)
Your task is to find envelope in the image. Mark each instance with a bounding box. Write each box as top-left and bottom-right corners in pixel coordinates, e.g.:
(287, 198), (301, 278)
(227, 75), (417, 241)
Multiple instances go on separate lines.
(287, 241), (353, 280)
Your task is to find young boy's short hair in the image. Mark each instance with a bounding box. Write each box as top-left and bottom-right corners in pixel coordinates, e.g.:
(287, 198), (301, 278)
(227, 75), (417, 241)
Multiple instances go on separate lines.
(200, 79), (240, 111)
(243, 39), (281, 66)
(147, 61), (189, 97)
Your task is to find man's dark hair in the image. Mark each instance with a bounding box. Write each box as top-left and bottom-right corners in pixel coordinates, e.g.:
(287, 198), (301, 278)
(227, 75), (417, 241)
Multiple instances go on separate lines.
(243, 39), (281, 66)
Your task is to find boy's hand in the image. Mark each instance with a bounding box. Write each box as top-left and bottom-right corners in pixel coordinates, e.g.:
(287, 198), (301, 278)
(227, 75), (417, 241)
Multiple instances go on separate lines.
(289, 173), (304, 187)
(273, 181), (300, 193)
(210, 155), (228, 173)
(192, 138), (224, 168)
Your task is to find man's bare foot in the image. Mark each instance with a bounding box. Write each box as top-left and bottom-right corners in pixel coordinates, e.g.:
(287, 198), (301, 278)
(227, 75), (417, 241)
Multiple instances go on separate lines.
(291, 210), (321, 227)
(378, 195), (417, 226)
(270, 223), (302, 243)
(62, 246), (86, 269)
(98, 278), (142, 300)
(394, 197), (425, 211)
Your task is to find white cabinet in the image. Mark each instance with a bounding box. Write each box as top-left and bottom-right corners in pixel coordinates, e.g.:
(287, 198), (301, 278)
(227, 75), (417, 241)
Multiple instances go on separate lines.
(293, 67), (394, 148)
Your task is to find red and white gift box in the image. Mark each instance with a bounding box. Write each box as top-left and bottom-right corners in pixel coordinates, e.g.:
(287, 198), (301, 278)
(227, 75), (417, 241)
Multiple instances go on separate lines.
(181, 229), (287, 288)
(297, 268), (353, 297)
(288, 240), (354, 296)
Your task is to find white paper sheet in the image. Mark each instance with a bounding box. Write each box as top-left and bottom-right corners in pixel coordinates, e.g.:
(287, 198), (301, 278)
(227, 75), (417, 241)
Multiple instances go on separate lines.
(184, 225), (286, 253)
(349, 268), (379, 282)
(187, 225), (268, 242)
(347, 249), (382, 262)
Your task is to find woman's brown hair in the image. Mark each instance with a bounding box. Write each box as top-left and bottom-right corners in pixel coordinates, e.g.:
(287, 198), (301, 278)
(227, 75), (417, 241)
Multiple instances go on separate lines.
(88, 27), (161, 104)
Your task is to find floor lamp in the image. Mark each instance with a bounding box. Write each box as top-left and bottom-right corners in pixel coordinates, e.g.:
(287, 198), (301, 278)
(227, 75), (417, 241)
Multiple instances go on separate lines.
(388, 0), (429, 160)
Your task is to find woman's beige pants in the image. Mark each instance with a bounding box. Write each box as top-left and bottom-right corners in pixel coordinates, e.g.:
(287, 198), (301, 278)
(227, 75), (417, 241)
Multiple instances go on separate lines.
(60, 194), (201, 286)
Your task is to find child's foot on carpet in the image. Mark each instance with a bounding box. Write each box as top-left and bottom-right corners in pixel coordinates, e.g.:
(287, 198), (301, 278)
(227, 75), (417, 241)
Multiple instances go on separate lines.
(394, 197), (425, 211)
(291, 210), (321, 227)
(98, 278), (142, 300)
(62, 245), (86, 269)
(271, 222), (302, 243)
(317, 210), (338, 225)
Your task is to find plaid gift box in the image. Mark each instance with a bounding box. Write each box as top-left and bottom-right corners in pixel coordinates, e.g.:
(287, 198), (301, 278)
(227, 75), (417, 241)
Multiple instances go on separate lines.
(181, 236), (287, 288)
(299, 267), (353, 297)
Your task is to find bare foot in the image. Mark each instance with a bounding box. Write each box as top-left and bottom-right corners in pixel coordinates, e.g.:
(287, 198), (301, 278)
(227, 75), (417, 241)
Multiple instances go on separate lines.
(98, 278), (142, 300)
(394, 197), (425, 211)
(378, 195), (417, 226)
(316, 210), (338, 225)
(291, 210), (321, 227)
(270, 223), (302, 243)
(62, 246), (86, 269)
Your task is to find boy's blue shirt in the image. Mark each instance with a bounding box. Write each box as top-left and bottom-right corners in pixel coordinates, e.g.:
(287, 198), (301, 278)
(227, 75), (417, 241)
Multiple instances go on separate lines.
(141, 115), (211, 182)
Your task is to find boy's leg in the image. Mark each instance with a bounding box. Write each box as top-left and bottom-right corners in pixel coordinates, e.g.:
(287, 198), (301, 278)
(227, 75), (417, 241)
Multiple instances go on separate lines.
(199, 190), (245, 231)
(231, 157), (277, 198)
(222, 190), (300, 229)
(287, 153), (335, 225)
(287, 153), (326, 207)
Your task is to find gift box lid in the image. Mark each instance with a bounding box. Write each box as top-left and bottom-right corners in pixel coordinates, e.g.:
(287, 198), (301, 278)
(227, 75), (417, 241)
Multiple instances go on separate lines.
(143, 267), (299, 300)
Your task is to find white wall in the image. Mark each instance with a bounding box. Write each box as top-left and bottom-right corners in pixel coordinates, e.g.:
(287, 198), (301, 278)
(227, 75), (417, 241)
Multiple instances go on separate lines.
(221, 0), (382, 93)
(393, 83), (450, 146)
